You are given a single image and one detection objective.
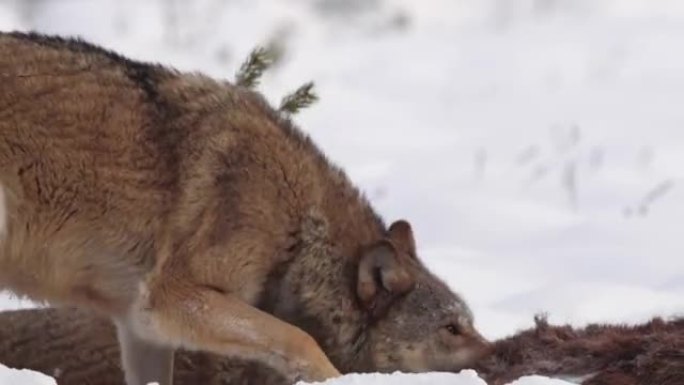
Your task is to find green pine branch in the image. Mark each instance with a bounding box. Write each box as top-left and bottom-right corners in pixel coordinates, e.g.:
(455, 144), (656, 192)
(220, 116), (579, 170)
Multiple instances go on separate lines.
(279, 82), (319, 115)
(234, 46), (278, 89)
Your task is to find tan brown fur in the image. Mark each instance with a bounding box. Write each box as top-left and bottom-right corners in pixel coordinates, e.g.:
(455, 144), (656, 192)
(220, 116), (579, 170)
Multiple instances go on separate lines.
(0, 31), (490, 384)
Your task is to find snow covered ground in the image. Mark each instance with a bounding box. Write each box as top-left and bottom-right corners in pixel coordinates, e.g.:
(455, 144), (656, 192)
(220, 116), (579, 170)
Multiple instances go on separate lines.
(0, 366), (577, 385)
(1, 0), (683, 384)
(0, 364), (55, 385)
(296, 370), (576, 385)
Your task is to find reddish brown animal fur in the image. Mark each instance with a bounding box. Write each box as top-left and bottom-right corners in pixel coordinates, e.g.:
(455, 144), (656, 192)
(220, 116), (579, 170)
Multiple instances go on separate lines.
(0, 31), (490, 385)
(476, 315), (684, 385)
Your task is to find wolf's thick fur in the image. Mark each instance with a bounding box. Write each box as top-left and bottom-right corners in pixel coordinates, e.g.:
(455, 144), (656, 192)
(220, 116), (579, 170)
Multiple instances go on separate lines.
(0, 31), (490, 385)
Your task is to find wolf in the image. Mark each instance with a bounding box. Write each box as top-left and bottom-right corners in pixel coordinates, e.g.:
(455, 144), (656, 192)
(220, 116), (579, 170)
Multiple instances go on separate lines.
(0, 31), (491, 385)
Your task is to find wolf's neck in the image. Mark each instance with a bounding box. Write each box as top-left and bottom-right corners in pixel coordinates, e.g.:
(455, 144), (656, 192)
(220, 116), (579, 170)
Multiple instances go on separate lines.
(259, 210), (377, 372)
(319, 176), (385, 255)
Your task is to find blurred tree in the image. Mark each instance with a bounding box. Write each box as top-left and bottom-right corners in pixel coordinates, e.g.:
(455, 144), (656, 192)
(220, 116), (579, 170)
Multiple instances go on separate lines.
(13, 0), (46, 26)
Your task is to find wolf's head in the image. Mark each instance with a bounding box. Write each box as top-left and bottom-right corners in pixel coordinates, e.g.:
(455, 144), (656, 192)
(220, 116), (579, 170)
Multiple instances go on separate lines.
(353, 220), (492, 373)
(269, 217), (492, 375)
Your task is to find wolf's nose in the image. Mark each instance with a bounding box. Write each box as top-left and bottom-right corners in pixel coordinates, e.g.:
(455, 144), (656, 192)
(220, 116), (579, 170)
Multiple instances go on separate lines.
(483, 340), (495, 354)
(477, 336), (495, 357)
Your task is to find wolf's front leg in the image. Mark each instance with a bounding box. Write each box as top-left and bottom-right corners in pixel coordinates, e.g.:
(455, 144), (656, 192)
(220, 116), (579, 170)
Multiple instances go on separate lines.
(116, 319), (175, 385)
(127, 279), (340, 384)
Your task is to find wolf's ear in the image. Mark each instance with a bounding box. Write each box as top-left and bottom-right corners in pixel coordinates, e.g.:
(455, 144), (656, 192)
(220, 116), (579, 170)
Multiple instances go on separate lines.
(388, 220), (416, 256)
(357, 240), (415, 317)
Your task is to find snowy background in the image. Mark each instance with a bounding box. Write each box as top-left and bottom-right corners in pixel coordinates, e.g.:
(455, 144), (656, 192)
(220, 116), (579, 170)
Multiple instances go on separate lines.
(1, 0), (683, 384)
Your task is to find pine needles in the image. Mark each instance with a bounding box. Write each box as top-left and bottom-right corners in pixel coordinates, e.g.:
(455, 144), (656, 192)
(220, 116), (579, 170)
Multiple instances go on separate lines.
(278, 82), (318, 115)
(234, 46), (278, 89)
(234, 44), (319, 115)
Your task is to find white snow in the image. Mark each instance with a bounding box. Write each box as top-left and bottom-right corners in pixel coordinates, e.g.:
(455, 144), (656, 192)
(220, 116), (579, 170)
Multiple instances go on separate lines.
(295, 371), (578, 385)
(505, 376), (580, 385)
(298, 370), (488, 385)
(1, 0), (683, 384)
(0, 364), (56, 385)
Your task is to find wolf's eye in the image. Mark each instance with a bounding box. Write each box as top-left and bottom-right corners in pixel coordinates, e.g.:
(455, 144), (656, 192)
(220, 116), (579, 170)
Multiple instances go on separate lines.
(445, 324), (460, 336)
